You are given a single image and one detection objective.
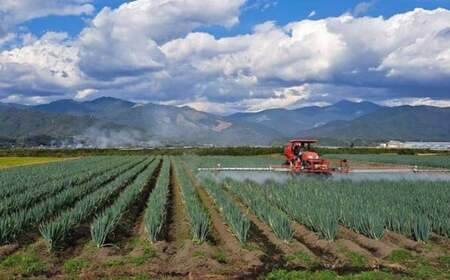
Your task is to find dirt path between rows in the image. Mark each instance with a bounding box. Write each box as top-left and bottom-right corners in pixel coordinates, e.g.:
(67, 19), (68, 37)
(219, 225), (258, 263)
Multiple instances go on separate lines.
(383, 231), (423, 252)
(337, 226), (397, 258)
(167, 162), (191, 243)
(291, 222), (345, 267)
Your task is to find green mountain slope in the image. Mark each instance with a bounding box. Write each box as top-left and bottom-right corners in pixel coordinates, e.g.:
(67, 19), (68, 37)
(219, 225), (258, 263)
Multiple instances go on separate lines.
(226, 100), (382, 137)
(301, 106), (450, 141)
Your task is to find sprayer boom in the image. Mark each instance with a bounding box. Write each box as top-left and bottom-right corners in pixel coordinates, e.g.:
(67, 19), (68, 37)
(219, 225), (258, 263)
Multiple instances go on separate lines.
(197, 166), (291, 172)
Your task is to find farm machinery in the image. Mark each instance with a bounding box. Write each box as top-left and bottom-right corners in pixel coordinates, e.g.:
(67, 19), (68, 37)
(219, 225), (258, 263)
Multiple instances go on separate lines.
(198, 139), (349, 175)
(197, 139), (450, 177)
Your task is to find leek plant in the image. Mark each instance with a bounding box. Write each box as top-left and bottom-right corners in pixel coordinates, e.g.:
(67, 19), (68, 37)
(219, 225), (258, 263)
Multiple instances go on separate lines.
(144, 158), (171, 242)
(202, 177), (250, 243)
(40, 158), (152, 250)
(91, 159), (159, 247)
(173, 162), (210, 243)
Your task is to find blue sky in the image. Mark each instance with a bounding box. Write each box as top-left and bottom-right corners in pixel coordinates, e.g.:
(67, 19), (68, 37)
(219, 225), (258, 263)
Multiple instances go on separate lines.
(1, 0), (450, 112)
(21, 0), (450, 38)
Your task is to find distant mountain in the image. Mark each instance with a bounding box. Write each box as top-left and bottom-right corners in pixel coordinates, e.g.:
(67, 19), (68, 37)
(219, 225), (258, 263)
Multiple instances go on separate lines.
(301, 105), (450, 141)
(226, 100), (382, 137)
(1, 97), (449, 147)
(31, 97), (281, 146)
(34, 97), (135, 117)
(0, 102), (134, 146)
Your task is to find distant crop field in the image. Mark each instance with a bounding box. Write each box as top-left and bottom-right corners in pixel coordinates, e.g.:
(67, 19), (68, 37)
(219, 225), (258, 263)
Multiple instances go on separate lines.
(326, 154), (450, 169)
(0, 155), (448, 279)
(0, 156), (68, 169)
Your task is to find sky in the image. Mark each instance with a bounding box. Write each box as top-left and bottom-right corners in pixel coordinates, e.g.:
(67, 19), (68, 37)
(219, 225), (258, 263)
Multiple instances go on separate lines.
(1, 0), (450, 114)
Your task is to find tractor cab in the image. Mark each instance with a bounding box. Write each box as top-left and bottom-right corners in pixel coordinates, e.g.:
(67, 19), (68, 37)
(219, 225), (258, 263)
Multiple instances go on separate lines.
(283, 139), (331, 174)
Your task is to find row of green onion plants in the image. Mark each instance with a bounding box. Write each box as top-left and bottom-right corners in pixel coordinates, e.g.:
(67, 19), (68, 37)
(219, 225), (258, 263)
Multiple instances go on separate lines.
(0, 157), (132, 217)
(144, 158), (171, 242)
(223, 179), (294, 242)
(0, 156), (147, 244)
(39, 158), (153, 250)
(258, 178), (450, 241)
(173, 162), (210, 243)
(0, 156), (108, 200)
(255, 179), (340, 240)
(91, 158), (160, 247)
(201, 177), (251, 243)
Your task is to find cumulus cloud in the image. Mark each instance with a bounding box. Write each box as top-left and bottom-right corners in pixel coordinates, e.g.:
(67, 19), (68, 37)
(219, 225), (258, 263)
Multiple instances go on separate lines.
(0, 31), (81, 97)
(0, 0), (94, 36)
(1, 5), (450, 112)
(162, 8), (450, 101)
(77, 0), (244, 79)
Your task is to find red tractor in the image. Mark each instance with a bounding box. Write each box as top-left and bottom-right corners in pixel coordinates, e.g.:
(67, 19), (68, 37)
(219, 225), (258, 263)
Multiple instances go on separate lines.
(198, 139), (349, 175)
(283, 139), (340, 174)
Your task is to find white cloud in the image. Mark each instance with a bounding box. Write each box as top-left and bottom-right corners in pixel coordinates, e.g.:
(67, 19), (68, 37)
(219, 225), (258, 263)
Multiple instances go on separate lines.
(75, 88), (98, 100)
(242, 85), (311, 112)
(0, 94), (53, 105)
(0, 32), (81, 96)
(77, 0), (245, 79)
(2, 6), (450, 111)
(383, 97), (450, 108)
(308, 10), (316, 18)
(0, 0), (94, 35)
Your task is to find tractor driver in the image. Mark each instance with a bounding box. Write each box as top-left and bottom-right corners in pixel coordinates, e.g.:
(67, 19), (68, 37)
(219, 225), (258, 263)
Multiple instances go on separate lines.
(293, 143), (305, 160)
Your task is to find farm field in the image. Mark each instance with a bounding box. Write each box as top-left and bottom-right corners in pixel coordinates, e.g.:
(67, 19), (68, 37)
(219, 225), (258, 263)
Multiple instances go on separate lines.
(326, 154), (450, 169)
(0, 157), (68, 169)
(0, 155), (449, 279)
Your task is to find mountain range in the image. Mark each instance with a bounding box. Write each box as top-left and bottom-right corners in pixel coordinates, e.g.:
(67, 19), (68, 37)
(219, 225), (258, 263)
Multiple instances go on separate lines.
(1, 97), (450, 147)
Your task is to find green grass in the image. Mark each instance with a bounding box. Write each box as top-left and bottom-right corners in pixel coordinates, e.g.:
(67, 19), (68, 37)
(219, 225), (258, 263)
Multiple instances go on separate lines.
(0, 156), (68, 169)
(63, 258), (90, 274)
(193, 250), (207, 258)
(0, 252), (48, 276)
(388, 250), (414, 263)
(345, 252), (368, 268)
(439, 255), (450, 270)
(212, 250), (228, 264)
(129, 241), (156, 266)
(103, 258), (125, 268)
(284, 251), (315, 266)
(265, 270), (410, 280)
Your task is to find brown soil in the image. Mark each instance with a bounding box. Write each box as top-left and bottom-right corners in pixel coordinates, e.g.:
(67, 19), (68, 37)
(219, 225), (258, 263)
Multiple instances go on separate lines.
(430, 234), (450, 251)
(383, 231), (423, 252)
(167, 162), (191, 242)
(291, 222), (346, 267)
(0, 243), (19, 259)
(337, 226), (397, 258)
